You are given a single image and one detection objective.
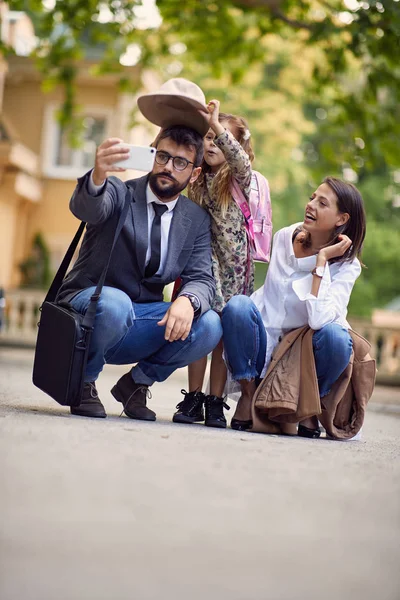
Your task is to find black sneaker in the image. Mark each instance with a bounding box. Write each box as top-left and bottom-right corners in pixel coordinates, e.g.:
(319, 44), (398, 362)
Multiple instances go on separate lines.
(204, 395), (230, 428)
(172, 389), (205, 424)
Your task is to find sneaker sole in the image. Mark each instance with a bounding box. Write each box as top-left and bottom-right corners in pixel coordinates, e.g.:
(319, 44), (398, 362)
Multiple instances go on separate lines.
(205, 420), (227, 429)
(173, 415), (205, 424)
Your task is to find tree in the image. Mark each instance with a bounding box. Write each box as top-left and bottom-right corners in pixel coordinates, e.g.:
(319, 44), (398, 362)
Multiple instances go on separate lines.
(174, 27), (400, 317)
(3, 1), (400, 167)
(19, 233), (52, 289)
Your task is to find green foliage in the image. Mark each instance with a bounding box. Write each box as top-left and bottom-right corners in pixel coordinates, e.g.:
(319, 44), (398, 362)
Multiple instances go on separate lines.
(349, 220), (400, 317)
(4, 1), (400, 167)
(19, 233), (52, 289)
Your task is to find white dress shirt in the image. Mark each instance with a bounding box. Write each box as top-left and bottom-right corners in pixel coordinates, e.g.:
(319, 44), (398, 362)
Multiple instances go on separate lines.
(144, 184), (177, 274)
(251, 222), (362, 376)
(88, 171), (178, 275)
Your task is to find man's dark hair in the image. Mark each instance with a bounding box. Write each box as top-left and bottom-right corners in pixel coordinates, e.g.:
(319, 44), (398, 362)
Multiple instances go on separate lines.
(155, 125), (204, 167)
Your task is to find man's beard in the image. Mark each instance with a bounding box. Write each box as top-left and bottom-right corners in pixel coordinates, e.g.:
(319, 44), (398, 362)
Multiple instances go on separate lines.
(148, 171), (191, 199)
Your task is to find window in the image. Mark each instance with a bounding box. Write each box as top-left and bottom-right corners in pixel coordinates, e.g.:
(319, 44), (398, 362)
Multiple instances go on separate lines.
(42, 105), (113, 179)
(55, 116), (106, 169)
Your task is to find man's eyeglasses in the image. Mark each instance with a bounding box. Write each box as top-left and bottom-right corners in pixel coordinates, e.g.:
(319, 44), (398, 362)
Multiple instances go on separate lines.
(155, 150), (194, 172)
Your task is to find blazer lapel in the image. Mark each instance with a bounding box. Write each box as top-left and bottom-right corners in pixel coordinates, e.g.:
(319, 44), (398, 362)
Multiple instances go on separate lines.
(129, 176), (149, 277)
(163, 195), (191, 278)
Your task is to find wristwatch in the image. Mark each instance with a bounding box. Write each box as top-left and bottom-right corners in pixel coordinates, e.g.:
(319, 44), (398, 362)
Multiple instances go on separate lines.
(311, 266), (325, 278)
(180, 293), (201, 317)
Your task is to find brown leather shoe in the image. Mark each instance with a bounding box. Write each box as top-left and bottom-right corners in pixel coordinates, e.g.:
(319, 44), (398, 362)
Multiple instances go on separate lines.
(111, 373), (156, 421)
(70, 382), (107, 418)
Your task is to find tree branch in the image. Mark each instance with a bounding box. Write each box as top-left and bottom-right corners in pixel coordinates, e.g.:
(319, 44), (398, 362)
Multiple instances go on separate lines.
(271, 9), (315, 30)
(232, 0), (320, 31)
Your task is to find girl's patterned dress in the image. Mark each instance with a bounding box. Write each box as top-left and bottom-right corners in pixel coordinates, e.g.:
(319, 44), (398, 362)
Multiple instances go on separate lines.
(190, 129), (254, 313)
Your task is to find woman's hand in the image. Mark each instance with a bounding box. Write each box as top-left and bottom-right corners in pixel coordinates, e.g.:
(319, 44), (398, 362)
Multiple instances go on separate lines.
(317, 234), (352, 264)
(207, 99), (224, 137)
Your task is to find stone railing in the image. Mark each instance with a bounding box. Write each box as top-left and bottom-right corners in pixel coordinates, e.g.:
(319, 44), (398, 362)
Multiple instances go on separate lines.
(0, 289), (399, 384)
(349, 318), (400, 385)
(0, 288), (44, 346)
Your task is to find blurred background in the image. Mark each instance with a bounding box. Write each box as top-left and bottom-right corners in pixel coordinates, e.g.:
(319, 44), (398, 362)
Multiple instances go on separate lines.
(0, 0), (399, 382)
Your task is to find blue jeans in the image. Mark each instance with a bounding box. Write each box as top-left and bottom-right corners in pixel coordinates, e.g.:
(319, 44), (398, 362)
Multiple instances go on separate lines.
(221, 295), (353, 397)
(70, 286), (222, 385)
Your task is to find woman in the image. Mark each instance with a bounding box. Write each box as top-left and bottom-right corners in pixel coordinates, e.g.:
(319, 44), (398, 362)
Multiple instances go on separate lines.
(221, 176), (367, 436)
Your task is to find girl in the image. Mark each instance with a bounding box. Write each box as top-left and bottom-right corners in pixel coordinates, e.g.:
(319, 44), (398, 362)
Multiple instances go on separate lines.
(172, 99), (255, 428)
(221, 176), (368, 435)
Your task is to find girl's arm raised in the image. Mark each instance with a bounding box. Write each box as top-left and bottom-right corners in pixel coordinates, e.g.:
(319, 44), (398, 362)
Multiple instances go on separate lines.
(208, 99), (252, 199)
(214, 129), (252, 198)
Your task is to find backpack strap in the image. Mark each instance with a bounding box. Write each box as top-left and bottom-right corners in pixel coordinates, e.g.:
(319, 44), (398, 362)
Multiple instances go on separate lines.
(231, 177), (255, 242)
(231, 176), (255, 296)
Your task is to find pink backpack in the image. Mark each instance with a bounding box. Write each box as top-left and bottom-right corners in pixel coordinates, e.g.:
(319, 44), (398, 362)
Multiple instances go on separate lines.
(231, 171), (272, 262)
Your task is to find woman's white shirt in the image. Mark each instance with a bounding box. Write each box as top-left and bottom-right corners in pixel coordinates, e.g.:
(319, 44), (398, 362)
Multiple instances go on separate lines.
(251, 223), (361, 377)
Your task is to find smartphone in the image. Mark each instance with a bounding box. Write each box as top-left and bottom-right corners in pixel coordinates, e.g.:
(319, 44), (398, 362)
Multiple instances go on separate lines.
(114, 144), (156, 171)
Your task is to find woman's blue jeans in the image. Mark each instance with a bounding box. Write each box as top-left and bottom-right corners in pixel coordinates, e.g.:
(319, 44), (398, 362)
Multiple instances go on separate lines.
(221, 295), (353, 398)
(70, 286), (222, 385)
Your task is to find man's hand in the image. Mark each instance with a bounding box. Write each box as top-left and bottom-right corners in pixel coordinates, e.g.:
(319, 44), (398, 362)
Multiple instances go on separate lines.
(157, 296), (194, 342)
(92, 138), (130, 185)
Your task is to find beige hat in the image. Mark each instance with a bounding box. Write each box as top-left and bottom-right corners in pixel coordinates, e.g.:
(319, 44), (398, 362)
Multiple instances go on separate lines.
(137, 78), (209, 137)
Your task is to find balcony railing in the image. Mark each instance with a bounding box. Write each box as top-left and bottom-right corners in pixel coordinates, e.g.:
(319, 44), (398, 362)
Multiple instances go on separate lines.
(0, 289), (44, 347)
(0, 289), (399, 384)
(349, 318), (400, 385)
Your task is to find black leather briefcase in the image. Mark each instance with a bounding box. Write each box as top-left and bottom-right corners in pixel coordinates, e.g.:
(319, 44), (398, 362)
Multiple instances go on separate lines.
(33, 301), (91, 406)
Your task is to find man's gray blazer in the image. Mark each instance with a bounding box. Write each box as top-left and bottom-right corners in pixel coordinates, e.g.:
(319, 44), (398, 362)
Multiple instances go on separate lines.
(57, 172), (215, 316)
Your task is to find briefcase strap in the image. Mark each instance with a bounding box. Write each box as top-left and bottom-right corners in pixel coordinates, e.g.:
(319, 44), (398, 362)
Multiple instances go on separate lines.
(44, 186), (132, 331)
(45, 222), (87, 304)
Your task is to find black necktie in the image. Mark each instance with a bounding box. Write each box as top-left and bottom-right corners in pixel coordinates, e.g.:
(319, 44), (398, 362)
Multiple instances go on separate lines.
(145, 202), (168, 277)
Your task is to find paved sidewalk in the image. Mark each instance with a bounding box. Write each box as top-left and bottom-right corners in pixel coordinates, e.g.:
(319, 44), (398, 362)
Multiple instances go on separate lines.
(1, 348), (400, 600)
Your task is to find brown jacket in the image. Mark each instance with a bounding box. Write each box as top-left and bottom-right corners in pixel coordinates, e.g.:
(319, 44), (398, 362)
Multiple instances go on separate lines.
(251, 327), (376, 440)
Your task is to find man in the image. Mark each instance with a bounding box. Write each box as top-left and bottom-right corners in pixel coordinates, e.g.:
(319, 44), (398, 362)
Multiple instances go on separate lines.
(57, 124), (222, 420)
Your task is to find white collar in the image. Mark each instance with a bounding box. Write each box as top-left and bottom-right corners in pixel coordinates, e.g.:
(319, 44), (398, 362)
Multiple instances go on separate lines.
(146, 183), (179, 212)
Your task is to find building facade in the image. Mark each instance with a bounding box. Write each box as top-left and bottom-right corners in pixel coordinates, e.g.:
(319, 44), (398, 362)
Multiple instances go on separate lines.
(0, 7), (157, 291)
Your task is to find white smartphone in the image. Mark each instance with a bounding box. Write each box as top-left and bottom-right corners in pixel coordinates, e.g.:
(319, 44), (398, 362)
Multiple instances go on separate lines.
(114, 144), (156, 171)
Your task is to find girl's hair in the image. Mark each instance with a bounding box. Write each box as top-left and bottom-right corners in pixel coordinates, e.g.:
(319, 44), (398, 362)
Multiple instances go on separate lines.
(189, 112), (254, 215)
(298, 176), (366, 265)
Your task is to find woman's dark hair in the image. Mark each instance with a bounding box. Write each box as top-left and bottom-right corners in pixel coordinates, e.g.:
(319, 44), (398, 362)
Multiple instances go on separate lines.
(154, 125), (204, 167)
(296, 176), (366, 265)
(323, 176), (366, 264)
